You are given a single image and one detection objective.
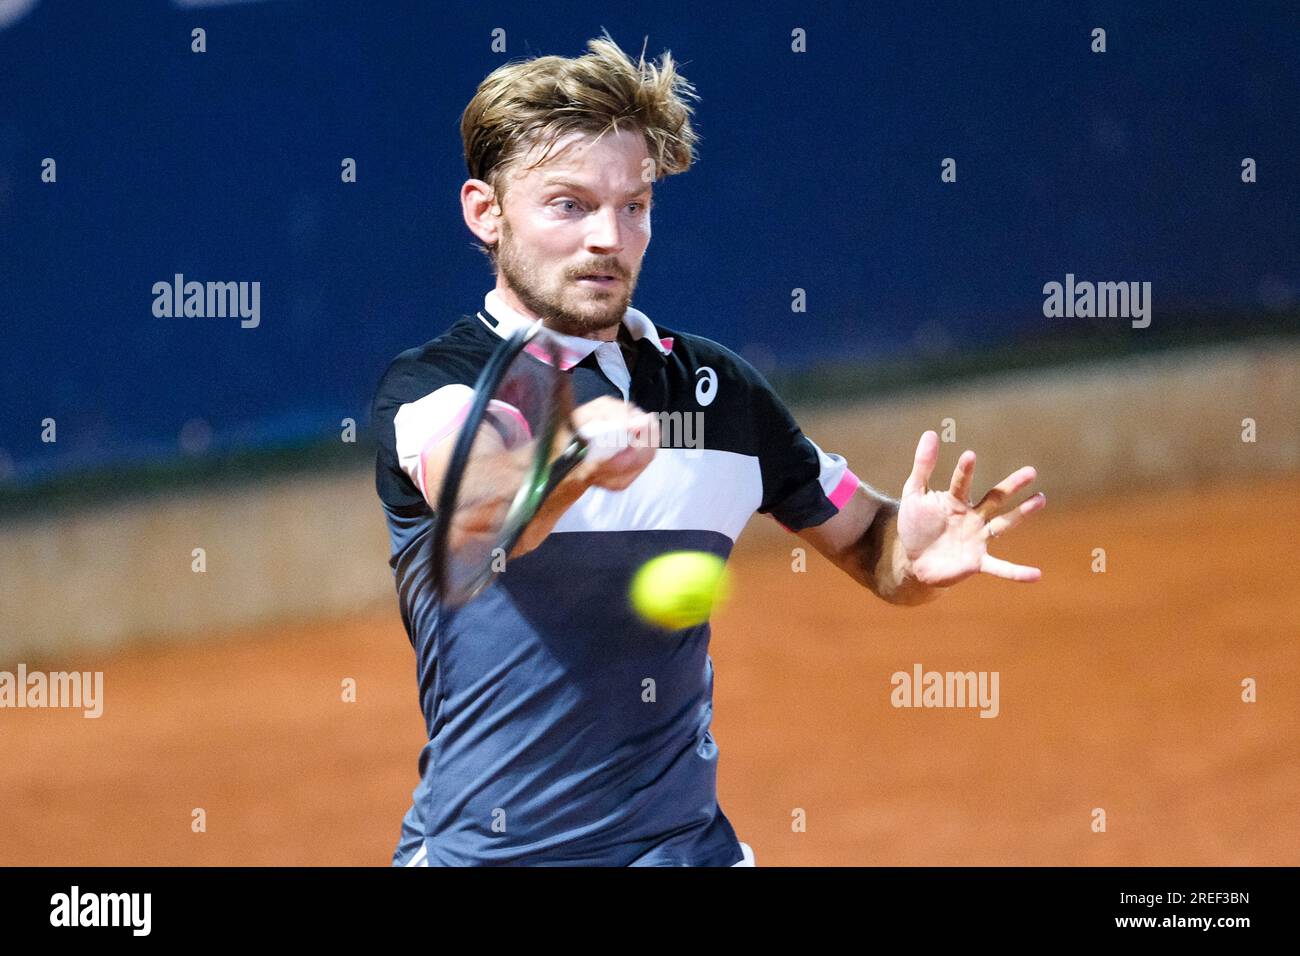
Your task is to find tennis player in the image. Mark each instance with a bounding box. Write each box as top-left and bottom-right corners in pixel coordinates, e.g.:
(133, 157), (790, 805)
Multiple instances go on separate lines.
(371, 33), (1045, 867)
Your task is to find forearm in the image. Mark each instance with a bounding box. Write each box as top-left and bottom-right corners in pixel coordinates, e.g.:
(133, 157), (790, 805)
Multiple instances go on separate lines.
(862, 499), (945, 606)
(508, 469), (590, 558)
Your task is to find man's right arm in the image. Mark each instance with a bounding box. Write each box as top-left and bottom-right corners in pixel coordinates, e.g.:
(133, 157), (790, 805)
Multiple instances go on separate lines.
(398, 390), (657, 558)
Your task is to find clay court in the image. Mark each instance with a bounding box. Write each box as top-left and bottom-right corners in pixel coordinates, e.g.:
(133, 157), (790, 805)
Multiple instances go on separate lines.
(2, 472), (1296, 866)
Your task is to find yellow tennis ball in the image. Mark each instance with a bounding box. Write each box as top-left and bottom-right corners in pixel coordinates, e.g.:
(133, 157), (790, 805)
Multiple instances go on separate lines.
(630, 551), (731, 630)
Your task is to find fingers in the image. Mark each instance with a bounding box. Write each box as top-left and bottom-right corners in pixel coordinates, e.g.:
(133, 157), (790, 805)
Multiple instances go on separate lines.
(902, 430), (939, 497)
(948, 450), (976, 504)
(973, 465), (1038, 520)
(629, 409), (661, 450)
(588, 444), (655, 490)
(575, 418), (634, 461)
(570, 396), (643, 431)
(979, 490), (1046, 582)
(582, 416), (655, 489)
(979, 553), (1042, 582)
(985, 492), (1046, 539)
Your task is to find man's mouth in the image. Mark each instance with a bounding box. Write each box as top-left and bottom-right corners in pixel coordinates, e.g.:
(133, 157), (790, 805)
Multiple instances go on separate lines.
(576, 274), (621, 284)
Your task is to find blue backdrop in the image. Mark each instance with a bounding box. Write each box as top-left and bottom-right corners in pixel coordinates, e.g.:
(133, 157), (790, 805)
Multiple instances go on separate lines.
(2, 0), (1296, 482)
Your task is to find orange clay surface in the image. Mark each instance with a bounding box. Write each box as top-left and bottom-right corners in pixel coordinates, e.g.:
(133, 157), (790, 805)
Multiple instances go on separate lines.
(2, 474), (1297, 865)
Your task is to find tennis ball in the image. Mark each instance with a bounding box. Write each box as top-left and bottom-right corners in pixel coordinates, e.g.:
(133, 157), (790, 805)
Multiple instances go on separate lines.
(630, 551), (731, 630)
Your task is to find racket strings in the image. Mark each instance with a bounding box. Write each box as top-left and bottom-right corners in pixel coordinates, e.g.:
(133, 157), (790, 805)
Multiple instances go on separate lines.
(437, 330), (570, 605)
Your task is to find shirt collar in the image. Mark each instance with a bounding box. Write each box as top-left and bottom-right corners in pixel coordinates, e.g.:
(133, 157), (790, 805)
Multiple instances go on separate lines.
(478, 289), (674, 371)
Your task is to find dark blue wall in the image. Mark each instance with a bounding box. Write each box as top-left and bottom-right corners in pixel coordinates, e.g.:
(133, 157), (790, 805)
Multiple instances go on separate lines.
(2, 0), (1296, 480)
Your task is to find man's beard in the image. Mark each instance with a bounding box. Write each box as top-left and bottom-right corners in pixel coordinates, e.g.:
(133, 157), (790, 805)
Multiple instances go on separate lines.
(495, 223), (637, 337)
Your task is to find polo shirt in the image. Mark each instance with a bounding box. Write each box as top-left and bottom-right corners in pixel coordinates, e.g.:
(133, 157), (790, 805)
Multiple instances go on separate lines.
(370, 291), (859, 866)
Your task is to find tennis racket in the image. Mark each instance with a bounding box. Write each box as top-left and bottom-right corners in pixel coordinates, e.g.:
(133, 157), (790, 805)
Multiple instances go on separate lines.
(430, 321), (632, 608)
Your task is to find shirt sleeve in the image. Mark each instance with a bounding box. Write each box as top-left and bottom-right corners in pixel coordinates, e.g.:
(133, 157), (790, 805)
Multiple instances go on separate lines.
(371, 349), (478, 515)
(748, 365), (860, 532)
(391, 384), (476, 498)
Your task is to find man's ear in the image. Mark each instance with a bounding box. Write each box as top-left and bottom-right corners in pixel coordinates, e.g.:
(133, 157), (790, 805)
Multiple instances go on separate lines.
(462, 178), (502, 247)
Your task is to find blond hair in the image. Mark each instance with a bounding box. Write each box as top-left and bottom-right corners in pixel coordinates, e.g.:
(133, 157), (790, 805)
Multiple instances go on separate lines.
(461, 32), (700, 260)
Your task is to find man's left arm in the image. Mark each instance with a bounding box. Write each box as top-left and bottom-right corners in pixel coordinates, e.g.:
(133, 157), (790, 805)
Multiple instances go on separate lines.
(798, 430), (1047, 606)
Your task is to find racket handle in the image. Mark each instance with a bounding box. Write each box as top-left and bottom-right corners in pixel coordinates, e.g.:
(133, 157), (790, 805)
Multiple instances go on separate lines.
(532, 419), (629, 504)
(509, 417), (637, 556)
(527, 444), (583, 517)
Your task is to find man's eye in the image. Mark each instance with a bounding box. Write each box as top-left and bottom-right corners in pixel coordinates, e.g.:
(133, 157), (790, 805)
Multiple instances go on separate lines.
(555, 199), (580, 212)
(627, 203), (644, 213)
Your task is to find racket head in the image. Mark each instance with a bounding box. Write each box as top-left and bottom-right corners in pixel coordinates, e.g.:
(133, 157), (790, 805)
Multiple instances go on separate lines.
(431, 324), (583, 608)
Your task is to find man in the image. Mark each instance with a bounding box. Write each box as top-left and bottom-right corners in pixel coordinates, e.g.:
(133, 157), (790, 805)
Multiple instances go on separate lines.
(371, 34), (1045, 867)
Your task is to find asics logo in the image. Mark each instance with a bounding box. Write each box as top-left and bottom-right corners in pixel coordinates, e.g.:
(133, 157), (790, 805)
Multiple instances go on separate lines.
(695, 366), (718, 407)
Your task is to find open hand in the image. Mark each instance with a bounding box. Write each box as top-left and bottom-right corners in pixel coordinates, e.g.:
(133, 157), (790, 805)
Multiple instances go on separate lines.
(896, 430), (1046, 587)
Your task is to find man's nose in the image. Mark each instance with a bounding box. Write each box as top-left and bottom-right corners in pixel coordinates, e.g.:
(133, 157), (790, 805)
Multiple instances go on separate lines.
(584, 205), (623, 252)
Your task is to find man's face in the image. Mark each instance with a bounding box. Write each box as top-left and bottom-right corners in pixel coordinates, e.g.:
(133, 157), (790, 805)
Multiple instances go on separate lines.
(492, 127), (653, 337)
